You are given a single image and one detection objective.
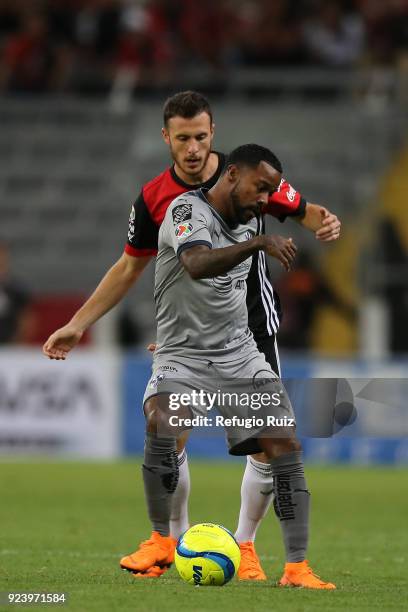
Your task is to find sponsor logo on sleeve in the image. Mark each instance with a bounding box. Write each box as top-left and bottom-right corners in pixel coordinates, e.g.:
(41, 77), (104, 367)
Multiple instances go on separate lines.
(172, 201), (192, 225)
(175, 222), (193, 239)
(286, 184), (296, 203)
(128, 205), (135, 241)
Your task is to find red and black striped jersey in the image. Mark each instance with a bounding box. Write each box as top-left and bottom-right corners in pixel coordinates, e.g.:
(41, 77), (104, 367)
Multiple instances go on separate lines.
(124, 152), (307, 342)
(125, 153), (306, 257)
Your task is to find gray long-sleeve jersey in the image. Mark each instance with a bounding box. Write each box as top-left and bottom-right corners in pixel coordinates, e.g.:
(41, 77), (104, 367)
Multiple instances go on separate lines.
(154, 188), (259, 361)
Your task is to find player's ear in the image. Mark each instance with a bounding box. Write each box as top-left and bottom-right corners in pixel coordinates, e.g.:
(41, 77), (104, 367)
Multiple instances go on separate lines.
(210, 122), (215, 138)
(162, 127), (170, 145)
(227, 164), (239, 182)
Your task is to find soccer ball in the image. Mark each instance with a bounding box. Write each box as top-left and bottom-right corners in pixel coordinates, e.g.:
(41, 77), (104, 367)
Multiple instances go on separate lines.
(175, 523), (241, 586)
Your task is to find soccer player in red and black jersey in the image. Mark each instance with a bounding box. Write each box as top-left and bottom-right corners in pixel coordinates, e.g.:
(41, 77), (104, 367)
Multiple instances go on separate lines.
(43, 91), (340, 588)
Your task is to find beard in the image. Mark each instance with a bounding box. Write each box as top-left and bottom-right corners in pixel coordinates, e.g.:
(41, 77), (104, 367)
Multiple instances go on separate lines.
(169, 142), (211, 181)
(229, 185), (244, 228)
(230, 184), (259, 226)
(230, 184), (249, 226)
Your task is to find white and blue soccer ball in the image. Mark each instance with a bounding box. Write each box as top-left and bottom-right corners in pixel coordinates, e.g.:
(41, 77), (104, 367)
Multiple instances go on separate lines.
(175, 523), (241, 586)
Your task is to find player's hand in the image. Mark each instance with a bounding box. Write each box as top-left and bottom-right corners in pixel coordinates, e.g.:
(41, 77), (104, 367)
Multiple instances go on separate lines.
(261, 235), (297, 271)
(42, 324), (84, 360)
(147, 343), (157, 352)
(315, 207), (341, 242)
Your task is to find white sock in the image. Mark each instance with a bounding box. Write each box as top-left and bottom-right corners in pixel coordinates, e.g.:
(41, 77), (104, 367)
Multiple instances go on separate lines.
(234, 456), (274, 543)
(170, 449), (190, 540)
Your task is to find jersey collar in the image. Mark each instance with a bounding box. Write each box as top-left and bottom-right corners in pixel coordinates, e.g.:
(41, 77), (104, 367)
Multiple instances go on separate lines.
(170, 152), (226, 190)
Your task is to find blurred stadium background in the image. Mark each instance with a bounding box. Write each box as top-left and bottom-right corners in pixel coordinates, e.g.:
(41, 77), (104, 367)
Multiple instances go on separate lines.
(0, 0), (408, 465)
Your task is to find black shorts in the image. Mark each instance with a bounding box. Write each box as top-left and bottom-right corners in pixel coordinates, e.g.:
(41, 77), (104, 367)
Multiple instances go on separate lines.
(255, 334), (281, 378)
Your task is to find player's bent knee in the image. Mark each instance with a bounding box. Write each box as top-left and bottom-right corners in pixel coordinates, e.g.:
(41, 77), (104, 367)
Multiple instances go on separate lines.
(275, 437), (302, 455)
(292, 438), (302, 452)
(144, 395), (192, 438)
(250, 452), (269, 463)
(144, 397), (161, 433)
(258, 436), (302, 459)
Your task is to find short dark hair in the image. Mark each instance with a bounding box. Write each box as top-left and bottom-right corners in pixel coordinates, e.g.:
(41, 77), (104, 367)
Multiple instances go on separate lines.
(225, 144), (283, 174)
(163, 91), (213, 126)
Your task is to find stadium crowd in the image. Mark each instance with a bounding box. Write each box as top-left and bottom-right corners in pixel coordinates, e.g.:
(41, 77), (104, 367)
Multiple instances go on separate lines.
(0, 0), (407, 94)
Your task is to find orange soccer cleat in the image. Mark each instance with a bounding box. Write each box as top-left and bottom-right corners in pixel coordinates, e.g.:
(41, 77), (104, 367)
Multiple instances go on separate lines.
(132, 565), (169, 579)
(120, 531), (176, 575)
(238, 541), (267, 581)
(279, 560), (336, 590)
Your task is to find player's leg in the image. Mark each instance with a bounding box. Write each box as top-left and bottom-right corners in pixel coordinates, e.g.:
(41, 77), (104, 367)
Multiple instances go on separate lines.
(142, 397), (179, 538)
(170, 431), (191, 540)
(235, 453), (274, 545)
(253, 339), (335, 588)
(121, 353), (199, 578)
(236, 335), (279, 545)
(226, 349), (335, 590)
(235, 454), (271, 580)
(120, 394), (183, 577)
(235, 334), (278, 580)
(258, 431), (335, 589)
(259, 435), (309, 561)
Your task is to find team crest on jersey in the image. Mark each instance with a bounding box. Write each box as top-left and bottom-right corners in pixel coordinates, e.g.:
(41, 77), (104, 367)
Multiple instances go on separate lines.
(172, 201), (192, 225)
(149, 373), (166, 389)
(175, 222), (193, 239)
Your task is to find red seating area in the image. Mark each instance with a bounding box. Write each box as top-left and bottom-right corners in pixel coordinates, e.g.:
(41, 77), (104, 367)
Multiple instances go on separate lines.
(23, 295), (91, 346)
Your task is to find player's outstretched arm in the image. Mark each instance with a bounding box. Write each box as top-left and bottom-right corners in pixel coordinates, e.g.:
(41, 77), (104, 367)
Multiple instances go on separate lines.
(42, 253), (152, 360)
(296, 202), (341, 242)
(180, 235), (297, 280)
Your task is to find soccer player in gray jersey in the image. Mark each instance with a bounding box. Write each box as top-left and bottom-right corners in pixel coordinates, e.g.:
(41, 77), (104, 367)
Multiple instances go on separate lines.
(155, 189), (258, 359)
(134, 144), (335, 590)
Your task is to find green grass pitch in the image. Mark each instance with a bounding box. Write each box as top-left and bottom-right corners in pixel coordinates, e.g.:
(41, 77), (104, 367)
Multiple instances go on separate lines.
(0, 461), (407, 611)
